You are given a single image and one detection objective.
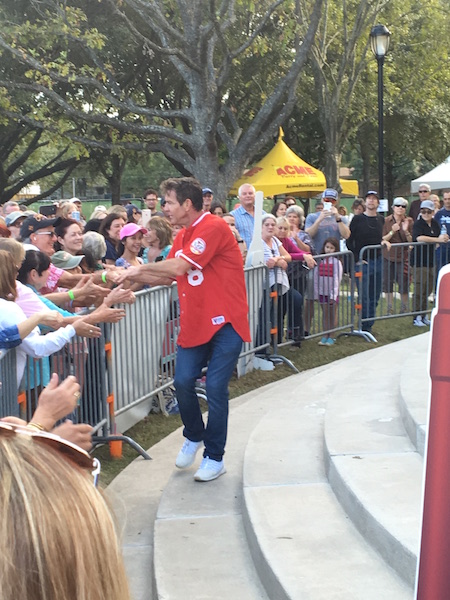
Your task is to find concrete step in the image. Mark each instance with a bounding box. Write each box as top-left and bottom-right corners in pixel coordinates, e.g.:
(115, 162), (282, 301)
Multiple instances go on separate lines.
(398, 334), (430, 455)
(243, 368), (411, 599)
(324, 336), (429, 589)
(152, 375), (322, 600)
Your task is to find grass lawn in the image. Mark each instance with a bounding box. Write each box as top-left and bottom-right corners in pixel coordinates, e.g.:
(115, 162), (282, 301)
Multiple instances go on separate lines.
(94, 313), (427, 486)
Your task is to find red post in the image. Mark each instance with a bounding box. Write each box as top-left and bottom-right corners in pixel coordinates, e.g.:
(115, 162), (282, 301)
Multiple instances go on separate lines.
(416, 265), (450, 598)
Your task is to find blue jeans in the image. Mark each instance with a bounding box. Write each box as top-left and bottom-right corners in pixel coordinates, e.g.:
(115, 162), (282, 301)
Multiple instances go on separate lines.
(357, 255), (382, 331)
(174, 324), (243, 461)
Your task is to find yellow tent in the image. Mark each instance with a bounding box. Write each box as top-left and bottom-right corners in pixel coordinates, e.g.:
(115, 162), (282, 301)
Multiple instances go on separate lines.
(230, 129), (359, 197)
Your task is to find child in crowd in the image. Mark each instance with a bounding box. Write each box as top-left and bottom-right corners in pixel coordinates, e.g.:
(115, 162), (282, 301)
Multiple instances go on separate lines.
(314, 237), (343, 346)
(116, 223), (146, 269)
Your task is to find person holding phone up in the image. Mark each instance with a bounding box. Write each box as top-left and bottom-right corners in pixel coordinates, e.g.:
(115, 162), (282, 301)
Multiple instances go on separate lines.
(305, 189), (350, 255)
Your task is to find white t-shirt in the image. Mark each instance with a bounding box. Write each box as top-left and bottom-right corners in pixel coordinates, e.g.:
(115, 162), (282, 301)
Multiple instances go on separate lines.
(0, 298), (75, 387)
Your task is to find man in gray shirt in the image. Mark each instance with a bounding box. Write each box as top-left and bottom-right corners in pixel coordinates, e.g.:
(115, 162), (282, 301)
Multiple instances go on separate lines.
(305, 188), (350, 255)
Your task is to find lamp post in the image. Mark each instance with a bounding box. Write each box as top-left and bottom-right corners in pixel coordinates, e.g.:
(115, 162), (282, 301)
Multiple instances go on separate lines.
(370, 25), (391, 201)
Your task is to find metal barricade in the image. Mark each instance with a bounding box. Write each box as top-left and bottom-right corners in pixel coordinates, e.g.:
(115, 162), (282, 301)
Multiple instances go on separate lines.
(16, 331), (110, 432)
(0, 348), (19, 419)
(109, 284), (177, 432)
(16, 324), (151, 458)
(356, 242), (438, 338)
(269, 250), (357, 349)
(237, 265), (271, 375)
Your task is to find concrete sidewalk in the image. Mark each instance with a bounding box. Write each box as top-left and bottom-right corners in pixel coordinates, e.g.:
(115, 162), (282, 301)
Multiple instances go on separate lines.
(107, 333), (430, 600)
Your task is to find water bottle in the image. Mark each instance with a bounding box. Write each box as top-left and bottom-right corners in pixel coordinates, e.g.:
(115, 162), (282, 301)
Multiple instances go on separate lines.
(440, 223), (447, 236)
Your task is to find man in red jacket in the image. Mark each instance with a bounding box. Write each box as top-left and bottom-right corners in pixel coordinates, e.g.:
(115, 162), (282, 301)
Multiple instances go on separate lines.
(119, 177), (251, 482)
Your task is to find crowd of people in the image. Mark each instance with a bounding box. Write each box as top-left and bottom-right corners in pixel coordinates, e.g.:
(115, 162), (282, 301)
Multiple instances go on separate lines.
(2, 184), (449, 371)
(1, 184), (449, 376)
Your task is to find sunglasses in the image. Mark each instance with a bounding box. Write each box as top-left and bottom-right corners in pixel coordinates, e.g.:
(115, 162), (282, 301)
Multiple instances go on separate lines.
(419, 190), (429, 193)
(395, 205), (407, 209)
(420, 209), (433, 214)
(0, 422), (100, 486)
(34, 231), (56, 238)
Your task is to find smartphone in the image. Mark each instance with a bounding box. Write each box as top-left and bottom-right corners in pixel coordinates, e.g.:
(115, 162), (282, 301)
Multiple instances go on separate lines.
(39, 204), (57, 217)
(141, 209), (152, 225)
(323, 201), (332, 211)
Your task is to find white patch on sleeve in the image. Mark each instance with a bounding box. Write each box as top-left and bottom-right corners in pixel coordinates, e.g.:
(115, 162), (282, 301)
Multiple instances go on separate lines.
(190, 237), (206, 255)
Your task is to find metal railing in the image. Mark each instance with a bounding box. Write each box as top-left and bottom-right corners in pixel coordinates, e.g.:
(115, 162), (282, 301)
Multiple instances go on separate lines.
(0, 348), (18, 419)
(356, 242), (437, 338)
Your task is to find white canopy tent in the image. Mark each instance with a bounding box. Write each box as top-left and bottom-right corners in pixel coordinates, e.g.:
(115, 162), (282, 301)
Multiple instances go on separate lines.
(411, 157), (450, 193)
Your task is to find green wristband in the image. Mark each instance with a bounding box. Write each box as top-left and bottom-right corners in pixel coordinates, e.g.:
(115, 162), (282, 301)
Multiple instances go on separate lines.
(68, 290), (75, 301)
(101, 271), (108, 283)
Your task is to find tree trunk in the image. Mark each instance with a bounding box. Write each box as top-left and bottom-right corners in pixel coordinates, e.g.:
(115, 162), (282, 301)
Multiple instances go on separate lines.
(324, 147), (341, 191)
(110, 175), (121, 205)
(322, 117), (341, 190)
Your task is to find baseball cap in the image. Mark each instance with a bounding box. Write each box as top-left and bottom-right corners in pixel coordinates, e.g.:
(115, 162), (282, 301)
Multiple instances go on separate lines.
(6, 211), (27, 227)
(20, 215), (60, 239)
(202, 187), (213, 195)
(322, 188), (338, 201)
(94, 205), (107, 212)
(392, 197), (408, 207)
(365, 190), (379, 198)
(125, 204), (142, 218)
(420, 200), (435, 211)
(51, 251), (84, 270)
(119, 223), (148, 240)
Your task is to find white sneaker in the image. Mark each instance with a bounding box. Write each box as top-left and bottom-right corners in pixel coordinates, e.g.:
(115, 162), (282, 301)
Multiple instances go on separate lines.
(423, 316), (431, 326)
(194, 457), (226, 482)
(175, 439), (202, 469)
(413, 316), (426, 327)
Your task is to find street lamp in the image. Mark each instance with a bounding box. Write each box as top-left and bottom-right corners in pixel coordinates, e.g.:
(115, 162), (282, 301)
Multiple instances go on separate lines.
(370, 24), (391, 202)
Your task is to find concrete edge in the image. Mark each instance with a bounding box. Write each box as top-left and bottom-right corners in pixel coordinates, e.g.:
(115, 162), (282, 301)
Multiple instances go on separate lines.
(398, 392), (426, 457)
(324, 441), (417, 588)
(241, 486), (292, 600)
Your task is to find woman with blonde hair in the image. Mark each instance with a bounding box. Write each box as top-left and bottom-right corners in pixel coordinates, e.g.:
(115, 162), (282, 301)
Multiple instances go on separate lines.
(107, 204), (128, 221)
(143, 216), (173, 263)
(261, 214), (303, 346)
(57, 200), (79, 220)
(0, 428), (130, 600)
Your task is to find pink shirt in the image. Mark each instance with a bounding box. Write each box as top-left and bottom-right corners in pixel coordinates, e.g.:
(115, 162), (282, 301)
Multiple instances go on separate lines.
(40, 263), (64, 294)
(15, 281), (50, 317)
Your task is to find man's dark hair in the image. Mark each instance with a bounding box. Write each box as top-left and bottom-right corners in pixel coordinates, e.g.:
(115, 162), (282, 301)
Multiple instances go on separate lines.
(160, 177), (203, 211)
(143, 188), (158, 199)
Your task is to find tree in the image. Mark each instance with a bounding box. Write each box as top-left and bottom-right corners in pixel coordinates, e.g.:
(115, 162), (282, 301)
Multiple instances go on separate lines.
(0, 0), (324, 199)
(0, 121), (82, 204)
(354, 0), (450, 198)
(306, 0), (390, 189)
